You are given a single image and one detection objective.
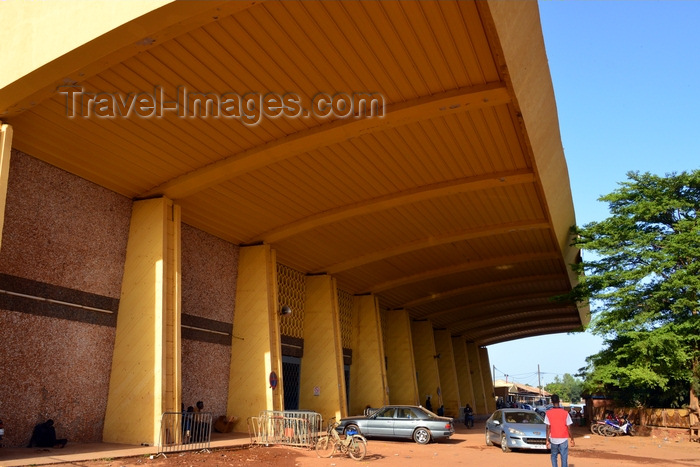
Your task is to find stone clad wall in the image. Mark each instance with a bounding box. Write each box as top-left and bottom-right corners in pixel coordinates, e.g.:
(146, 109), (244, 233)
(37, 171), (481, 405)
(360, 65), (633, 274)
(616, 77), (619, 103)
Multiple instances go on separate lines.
(0, 151), (241, 446)
(180, 223), (238, 418)
(0, 150), (132, 447)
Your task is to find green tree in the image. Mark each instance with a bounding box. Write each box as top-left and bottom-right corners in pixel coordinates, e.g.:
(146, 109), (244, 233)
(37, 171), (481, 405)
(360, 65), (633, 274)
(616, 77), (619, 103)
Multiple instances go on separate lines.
(545, 373), (584, 403)
(569, 170), (700, 407)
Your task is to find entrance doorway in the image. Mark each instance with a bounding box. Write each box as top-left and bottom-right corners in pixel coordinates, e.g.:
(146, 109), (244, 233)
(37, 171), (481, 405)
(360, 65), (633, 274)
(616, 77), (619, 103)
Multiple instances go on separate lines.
(282, 356), (301, 410)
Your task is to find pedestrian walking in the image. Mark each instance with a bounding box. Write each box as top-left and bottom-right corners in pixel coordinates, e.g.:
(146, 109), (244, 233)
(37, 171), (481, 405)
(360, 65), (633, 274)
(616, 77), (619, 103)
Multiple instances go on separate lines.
(544, 394), (574, 467)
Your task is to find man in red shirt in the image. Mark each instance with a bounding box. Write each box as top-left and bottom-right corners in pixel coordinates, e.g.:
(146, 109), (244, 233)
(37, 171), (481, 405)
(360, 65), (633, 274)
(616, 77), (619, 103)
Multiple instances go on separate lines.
(544, 394), (575, 467)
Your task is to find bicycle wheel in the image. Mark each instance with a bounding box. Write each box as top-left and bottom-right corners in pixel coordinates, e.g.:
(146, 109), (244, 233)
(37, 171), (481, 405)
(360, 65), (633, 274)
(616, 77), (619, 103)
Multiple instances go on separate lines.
(348, 435), (367, 461)
(315, 435), (336, 458)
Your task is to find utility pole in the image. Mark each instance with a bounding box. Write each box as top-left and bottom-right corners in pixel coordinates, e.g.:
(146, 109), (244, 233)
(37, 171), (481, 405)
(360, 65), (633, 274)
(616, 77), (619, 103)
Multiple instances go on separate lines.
(538, 364), (542, 397)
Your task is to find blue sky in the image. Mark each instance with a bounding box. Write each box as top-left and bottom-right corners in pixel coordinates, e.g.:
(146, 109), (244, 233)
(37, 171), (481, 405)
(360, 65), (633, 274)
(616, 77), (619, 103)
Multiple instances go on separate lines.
(487, 1), (700, 389)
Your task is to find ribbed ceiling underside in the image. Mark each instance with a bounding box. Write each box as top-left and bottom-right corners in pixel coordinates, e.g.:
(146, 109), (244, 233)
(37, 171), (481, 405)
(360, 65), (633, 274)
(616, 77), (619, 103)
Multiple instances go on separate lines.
(5, 0), (583, 346)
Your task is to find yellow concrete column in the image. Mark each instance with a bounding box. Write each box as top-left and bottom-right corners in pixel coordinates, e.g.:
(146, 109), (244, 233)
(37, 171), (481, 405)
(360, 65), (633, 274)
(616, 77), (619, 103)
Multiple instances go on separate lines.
(103, 197), (181, 445)
(0, 123), (12, 250)
(227, 244), (283, 429)
(479, 347), (497, 413)
(452, 336), (476, 412)
(434, 330), (460, 418)
(466, 342), (488, 416)
(411, 320), (440, 410)
(349, 294), (389, 414)
(299, 275), (346, 423)
(383, 309), (419, 405)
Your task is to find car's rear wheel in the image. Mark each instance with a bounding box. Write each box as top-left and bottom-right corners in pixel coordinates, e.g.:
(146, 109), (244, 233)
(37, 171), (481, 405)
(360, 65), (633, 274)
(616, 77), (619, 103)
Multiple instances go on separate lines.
(500, 433), (511, 452)
(413, 427), (431, 444)
(344, 424), (361, 436)
(485, 429), (493, 446)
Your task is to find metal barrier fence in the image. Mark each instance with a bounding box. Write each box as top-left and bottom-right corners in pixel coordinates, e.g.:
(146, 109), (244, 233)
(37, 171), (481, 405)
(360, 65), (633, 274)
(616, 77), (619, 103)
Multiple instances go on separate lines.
(158, 411), (212, 457)
(248, 410), (322, 448)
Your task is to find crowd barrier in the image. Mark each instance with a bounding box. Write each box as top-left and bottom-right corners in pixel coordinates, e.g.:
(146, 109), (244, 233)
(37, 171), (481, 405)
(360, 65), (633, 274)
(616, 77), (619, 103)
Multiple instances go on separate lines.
(157, 411), (212, 457)
(248, 410), (322, 448)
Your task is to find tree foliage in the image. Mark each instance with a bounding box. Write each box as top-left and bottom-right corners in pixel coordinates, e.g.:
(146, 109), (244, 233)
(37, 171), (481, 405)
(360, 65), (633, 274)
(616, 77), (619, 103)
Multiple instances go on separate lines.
(570, 170), (700, 407)
(545, 373), (584, 403)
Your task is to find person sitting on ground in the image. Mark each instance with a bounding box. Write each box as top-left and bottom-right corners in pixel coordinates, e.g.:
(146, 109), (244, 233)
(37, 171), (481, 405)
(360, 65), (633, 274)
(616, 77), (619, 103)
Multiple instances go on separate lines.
(192, 401), (211, 442)
(27, 419), (67, 448)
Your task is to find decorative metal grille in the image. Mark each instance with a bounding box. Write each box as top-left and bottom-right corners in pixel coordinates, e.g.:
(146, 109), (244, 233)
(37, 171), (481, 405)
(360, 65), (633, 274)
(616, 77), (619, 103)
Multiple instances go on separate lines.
(277, 263), (305, 339)
(337, 288), (353, 349)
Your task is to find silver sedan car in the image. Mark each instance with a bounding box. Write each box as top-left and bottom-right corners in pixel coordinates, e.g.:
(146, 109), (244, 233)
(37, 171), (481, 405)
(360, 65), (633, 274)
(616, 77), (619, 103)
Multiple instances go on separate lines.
(337, 405), (455, 444)
(485, 408), (548, 452)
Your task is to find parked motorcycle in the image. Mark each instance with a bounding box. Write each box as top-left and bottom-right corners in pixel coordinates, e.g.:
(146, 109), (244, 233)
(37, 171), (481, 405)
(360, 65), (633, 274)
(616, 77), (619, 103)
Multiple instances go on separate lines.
(601, 414), (636, 436)
(590, 412), (636, 436)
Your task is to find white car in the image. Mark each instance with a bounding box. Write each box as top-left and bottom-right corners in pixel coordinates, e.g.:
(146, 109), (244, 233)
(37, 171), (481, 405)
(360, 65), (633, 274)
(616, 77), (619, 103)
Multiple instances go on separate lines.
(485, 408), (548, 453)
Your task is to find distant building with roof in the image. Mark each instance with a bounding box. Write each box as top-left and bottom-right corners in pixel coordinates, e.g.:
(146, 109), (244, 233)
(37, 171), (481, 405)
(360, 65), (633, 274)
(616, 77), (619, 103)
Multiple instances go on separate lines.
(494, 379), (551, 406)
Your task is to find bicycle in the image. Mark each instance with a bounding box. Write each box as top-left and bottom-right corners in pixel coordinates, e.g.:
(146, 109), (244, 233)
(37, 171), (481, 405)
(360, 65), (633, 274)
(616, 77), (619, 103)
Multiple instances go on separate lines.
(315, 417), (367, 461)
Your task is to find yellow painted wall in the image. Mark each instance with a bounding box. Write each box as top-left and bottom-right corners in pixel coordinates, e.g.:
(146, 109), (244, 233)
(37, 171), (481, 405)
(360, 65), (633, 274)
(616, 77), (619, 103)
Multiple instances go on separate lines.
(349, 295), (389, 414)
(0, 2), (258, 120)
(479, 347), (497, 413)
(103, 197), (181, 445)
(466, 342), (488, 417)
(300, 275), (346, 423)
(452, 336), (476, 411)
(0, 124), (12, 250)
(411, 320), (440, 409)
(0, 1), (169, 90)
(227, 245), (282, 430)
(383, 309), (418, 405)
(434, 330), (460, 418)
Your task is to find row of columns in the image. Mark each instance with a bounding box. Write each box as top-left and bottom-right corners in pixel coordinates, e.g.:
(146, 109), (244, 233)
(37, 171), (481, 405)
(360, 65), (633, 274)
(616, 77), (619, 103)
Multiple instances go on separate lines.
(0, 142), (497, 444)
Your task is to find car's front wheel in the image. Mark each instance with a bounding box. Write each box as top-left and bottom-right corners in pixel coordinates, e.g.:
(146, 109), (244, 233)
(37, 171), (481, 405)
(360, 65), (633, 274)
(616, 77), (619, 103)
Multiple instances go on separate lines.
(413, 427), (431, 444)
(485, 429), (493, 446)
(500, 433), (511, 452)
(344, 424), (361, 436)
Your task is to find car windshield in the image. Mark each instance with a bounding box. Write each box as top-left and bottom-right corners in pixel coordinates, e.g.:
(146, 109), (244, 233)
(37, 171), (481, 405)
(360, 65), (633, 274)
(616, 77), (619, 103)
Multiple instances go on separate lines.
(414, 406), (433, 417)
(503, 411), (543, 424)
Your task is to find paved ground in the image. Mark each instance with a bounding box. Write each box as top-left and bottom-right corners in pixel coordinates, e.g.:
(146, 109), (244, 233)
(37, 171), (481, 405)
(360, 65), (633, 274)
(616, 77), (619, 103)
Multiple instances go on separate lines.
(2, 422), (699, 467)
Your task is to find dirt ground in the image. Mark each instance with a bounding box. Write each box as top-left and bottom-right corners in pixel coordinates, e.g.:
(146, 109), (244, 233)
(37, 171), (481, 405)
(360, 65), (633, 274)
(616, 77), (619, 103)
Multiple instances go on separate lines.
(44, 423), (700, 467)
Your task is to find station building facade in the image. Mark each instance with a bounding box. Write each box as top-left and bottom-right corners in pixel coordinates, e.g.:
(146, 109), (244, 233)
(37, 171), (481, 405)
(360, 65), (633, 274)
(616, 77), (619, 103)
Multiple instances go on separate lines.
(0, 1), (583, 447)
